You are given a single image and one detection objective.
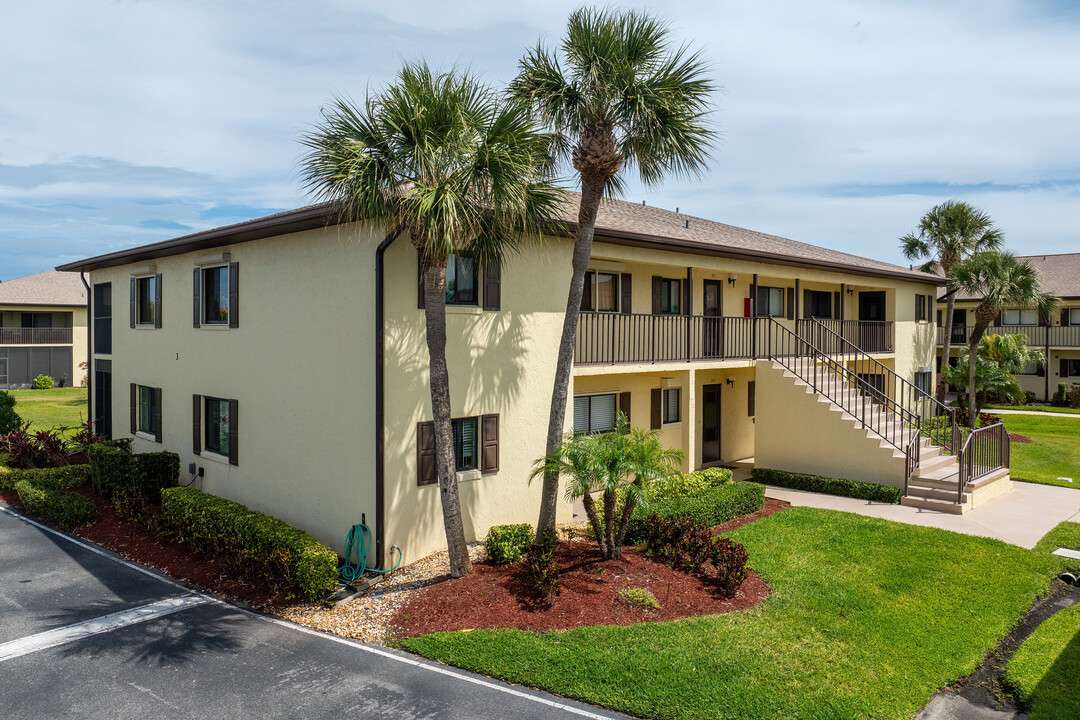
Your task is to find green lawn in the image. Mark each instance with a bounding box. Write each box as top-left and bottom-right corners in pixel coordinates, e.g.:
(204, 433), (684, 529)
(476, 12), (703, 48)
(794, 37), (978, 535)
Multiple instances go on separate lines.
(1034, 522), (1080, 575)
(398, 508), (1060, 720)
(6, 388), (88, 436)
(1002, 415), (1080, 489)
(1004, 602), (1080, 719)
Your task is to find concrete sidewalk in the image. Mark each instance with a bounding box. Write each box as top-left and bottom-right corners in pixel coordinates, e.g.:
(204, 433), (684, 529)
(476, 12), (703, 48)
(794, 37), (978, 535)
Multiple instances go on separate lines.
(985, 408), (1080, 418)
(763, 481), (1080, 549)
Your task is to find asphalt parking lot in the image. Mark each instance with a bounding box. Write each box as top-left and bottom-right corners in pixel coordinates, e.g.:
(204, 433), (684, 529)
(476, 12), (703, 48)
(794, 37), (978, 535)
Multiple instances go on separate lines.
(0, 507), (626, 720)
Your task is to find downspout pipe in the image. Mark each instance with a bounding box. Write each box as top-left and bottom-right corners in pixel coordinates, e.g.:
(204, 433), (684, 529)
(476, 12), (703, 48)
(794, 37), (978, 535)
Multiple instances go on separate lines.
(79, 272), (91, 426)
(374, 225), (403, 569)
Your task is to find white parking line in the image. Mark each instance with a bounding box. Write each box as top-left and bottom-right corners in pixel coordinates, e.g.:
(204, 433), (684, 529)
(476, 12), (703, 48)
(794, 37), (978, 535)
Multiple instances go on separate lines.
(0, 595), (208, 662)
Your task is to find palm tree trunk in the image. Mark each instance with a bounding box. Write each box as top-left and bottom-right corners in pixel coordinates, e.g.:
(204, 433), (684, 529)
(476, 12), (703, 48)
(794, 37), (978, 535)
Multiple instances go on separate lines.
(422, 259), (472, 578)
(966, 319), (990, 429)
(611, 486), (639, 559)
(536, 172), (607, 538)
(938, 293), (956, 403)
(580, 492), (607, 558)
(602, 488), (616, 560)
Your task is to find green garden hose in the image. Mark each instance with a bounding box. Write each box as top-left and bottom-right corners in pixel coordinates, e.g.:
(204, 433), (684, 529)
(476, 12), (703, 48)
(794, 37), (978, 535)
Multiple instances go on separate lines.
(339, 522), (402, 584)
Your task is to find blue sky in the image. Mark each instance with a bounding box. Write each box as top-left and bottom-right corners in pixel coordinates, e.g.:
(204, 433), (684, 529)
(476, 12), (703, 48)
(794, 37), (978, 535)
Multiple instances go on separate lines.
(1, 0), (1078, 281)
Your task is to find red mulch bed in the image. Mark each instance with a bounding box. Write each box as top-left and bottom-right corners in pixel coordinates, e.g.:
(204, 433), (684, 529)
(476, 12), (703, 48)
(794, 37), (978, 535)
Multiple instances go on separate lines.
(0, 483), (296, 610)
(1009, 433), (1033, 444)
(393, 498), (790, 638)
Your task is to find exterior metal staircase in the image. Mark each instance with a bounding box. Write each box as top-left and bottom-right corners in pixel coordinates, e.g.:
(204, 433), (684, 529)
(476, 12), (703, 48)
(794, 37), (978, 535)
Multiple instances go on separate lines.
(762, 318), (1010, 513)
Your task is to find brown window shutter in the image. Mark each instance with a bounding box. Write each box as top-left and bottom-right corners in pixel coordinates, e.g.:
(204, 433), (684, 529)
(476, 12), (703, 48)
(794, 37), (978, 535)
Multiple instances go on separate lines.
(996, 311), (1002, 325)
(1037, 363), (1045, 377)
(417, 251), (426, 309)
(915, 294), (921, 321)
(227, 399), (238, 466)
(130, 383), (137, 434)
(785, 288), (794, 320)
(620, 273), (632, 314)
(936, 356), (942, 373)
(650, 388), (661, 429)
(1062, 309), (1070, 327)
(1061, 359), (1070, 378)
(192, 394), (201, 453)
(580, 271), (593, 311)
(129, 278), (136, 328)
(748, 381), (756, 417)
(228, 262), (239, 328)
(483, 260), (501, 311)
(937, 309), (942, 326)
(833, 292), (841, 320)
(619, 391), (631, 423)
(192, 268), (201, 328)
(803, 289), (812, 319)
(652, 277), (662, 315)
(153, 388), (162, 443)
(481, 414), (499, 473)
(417, 421), (437, 485)
(154, 274), (163, 328)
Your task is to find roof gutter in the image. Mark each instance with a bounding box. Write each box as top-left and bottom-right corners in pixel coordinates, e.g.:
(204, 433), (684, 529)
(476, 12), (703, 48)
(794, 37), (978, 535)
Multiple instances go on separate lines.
(374, 224), (403, 569)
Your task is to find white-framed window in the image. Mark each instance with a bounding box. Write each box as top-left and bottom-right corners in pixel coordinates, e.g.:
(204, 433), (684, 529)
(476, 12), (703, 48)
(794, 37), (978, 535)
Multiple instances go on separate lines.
(204, 396), (232, 457)
(915, 370), (932, 395)
(201, 265), (230, 325)
(662, 388), (680, 424)
(659, 278), (681, 315)
(137, 385), (158, 435)
(581, 271), (619, 312)
(451, 417), (479, 471)
(1069, 308), (1080, 325)
(573, 394), (616, 434)
(756, 286), (785, 317)
(136, 275), (157, 325)
(1002, 309), (1038, 326)
(1018, 362), (1040, 376)
(446, 254), (477, 306)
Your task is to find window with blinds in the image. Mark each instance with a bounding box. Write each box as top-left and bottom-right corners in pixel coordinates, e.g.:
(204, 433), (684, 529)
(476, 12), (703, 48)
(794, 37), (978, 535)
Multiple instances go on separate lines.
(138, 385), (157, 434)
(662, 388), (680, 424)
(573, 394), (616, 434)
(205, 397), (230, 456)
(1002, 309), (1038, 325)
(451, 417), (478, 470)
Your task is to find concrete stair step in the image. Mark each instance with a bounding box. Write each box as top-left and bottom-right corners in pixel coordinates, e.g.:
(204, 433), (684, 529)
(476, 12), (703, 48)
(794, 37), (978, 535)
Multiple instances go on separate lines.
(905, 485), (969, 503)
(907, 476), (962, 491)
(900, 495), (967, 514)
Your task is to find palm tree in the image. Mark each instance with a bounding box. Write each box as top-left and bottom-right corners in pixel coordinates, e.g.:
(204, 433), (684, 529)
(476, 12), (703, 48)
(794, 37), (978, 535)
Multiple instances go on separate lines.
(948, 252), (1058, 427)
(511, 8), (716, 536)
(979, 332), (1045, 377)
(900, 200), (1004, 403)
(944, 358), (1022, 419)
(531, 414), (683, 560)
(300, 63), (563, 577)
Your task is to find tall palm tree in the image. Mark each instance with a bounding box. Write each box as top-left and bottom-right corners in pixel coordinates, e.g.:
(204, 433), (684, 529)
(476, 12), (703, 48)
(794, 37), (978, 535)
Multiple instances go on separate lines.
(900, 200), (1004, 402)
(948, 252), (1058, 427)
(531, 414), (683, 560)
(300, 62), (563, 577)
(510, 8), (716, 537)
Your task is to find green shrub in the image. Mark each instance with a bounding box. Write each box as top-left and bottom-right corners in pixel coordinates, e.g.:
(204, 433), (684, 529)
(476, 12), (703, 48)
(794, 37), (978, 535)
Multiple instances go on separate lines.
(88, 443), (135, 499)
(160, 486), (338, 600)
(618, 587), (660, 610)
(626, 482), (765, 543)
(134, 451), (180, 502)
(1023, 390), (1037, 405)
(15, 480), (96, 529)
(752, 468), (901, 503)
(642, 515), (749, 597)
(0, 391), (22, 434)
(525, 527), (560, 601)
(0, 464), (91, 491)
(102, 437), (134, 453)
(1053, 382), (1069, 406)
(32, 374), (54, 390)
(648, 467), (732, 500)
(485, 523), (534, 565)
(1069, 384), (1080, 410)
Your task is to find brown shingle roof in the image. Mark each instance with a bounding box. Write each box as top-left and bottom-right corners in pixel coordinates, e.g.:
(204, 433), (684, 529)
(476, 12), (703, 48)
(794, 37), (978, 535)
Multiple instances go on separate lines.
(0, 270), (85, 307)
(58, 194), (941, 284)
(941, 253), (1080, 301)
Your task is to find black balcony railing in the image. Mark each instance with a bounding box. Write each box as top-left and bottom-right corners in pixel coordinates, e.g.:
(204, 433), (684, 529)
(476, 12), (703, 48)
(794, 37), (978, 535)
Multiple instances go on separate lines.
(936, 324), (1080, 348)
(0, 328), (73, 345)
(796, 319), (894, 354)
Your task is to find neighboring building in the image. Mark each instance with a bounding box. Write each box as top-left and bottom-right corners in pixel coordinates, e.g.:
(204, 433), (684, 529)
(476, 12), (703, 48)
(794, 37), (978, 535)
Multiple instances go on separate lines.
(936, 253), (1080, 401)
(0, 270), (87, 390)
(59, 197), (973, 565)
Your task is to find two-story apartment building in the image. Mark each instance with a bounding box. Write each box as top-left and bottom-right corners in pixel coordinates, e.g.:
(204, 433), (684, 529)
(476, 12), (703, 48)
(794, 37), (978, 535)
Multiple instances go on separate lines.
(60, 197), (983, 565)
(0, 270), (87, 390)
(937, 253), (1080, 401)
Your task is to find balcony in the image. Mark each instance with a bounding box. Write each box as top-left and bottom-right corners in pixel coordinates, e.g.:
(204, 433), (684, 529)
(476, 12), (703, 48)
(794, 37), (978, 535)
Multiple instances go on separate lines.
(936, 325), (1080, 348)
(0, 328), (73, 345)
(796, 319), (894, 354)
(574, 313), (894, 366)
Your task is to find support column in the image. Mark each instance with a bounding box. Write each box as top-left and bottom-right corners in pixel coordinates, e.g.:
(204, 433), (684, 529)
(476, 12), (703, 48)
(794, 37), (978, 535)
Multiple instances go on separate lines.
(684, 368), (697, 473)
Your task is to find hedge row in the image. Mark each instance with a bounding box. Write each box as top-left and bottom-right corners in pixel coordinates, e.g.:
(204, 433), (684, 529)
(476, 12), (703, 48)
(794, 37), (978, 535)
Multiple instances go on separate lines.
(161, 486), (338, 600)
(0, 464), (91, 491)
(15, 480), (96, 529)
(626, 482), (765, 543)
(751, 468), (901, 504)
(88, 444), (179, 501)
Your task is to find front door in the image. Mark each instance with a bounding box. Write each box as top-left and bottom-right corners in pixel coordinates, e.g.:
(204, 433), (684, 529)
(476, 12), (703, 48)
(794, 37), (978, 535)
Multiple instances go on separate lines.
(703, 280), (722, 358)
(702, 384), (722, 464)
(858, 291), (886, 352)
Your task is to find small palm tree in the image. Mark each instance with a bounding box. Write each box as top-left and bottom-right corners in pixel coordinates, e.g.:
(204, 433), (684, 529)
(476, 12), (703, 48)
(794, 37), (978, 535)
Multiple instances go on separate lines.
(948, 252), (1058, 427)
(944, 358), (1022, 418)
(900, 200), (1004, 402)
(531, 414), (683, 560)
(512, 8), (717, 537)
(979, 332), (1045, 376)
(300, 62), (563, 577)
